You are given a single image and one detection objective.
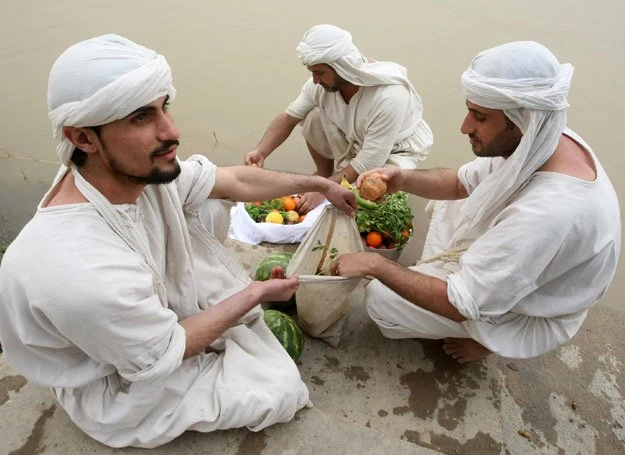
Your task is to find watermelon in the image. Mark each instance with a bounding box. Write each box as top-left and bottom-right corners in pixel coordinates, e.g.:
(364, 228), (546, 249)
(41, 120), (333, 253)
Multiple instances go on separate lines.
(254, 252), (296, 309)
(263, 309), (305, 361)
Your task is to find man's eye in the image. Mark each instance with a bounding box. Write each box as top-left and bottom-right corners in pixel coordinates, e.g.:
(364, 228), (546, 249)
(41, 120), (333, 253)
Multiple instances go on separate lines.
(132, 112), (148, 123)
(163, 102), (170, 112)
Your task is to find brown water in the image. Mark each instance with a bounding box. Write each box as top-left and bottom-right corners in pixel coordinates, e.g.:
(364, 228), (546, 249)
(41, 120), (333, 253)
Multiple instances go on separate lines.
(1, 0), (624, 311)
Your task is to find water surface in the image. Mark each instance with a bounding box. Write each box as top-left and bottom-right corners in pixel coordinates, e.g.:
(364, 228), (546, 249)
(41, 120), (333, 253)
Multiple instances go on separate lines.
(1, 0), (623, 311)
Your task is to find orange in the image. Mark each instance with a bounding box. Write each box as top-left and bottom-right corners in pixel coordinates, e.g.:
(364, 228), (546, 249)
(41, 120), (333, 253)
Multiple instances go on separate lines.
(366, 231), (383, 248)
(281, 196), (296, 212)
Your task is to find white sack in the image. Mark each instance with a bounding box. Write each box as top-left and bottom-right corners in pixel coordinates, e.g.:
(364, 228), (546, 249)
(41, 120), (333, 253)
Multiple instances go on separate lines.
(286, 205), (363, 347)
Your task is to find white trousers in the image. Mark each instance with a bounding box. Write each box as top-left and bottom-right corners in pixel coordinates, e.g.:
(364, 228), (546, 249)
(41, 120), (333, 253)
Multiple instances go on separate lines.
(365, 274), (471, 340)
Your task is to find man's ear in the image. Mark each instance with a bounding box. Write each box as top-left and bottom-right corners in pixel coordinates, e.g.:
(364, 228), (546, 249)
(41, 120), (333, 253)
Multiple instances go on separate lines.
(62, 127), (100, 154)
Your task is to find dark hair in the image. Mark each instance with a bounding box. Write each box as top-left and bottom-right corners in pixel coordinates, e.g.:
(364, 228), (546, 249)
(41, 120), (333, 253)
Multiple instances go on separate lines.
(70, 126), (102, 167)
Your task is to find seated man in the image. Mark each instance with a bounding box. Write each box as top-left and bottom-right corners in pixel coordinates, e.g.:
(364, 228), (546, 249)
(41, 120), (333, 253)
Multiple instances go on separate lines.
(0, 34), (357, 448)
(331, 41), (620, 363)
(244, 24), (433, 213)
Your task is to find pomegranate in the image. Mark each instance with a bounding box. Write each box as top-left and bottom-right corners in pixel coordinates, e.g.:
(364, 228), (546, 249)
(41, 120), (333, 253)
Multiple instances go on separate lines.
(359, 173), (387, 201)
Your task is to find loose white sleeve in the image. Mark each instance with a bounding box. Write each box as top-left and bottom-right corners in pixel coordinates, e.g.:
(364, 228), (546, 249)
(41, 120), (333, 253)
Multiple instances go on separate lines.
(175, 155), (217, 211)
(447, 174), (618, 323)
(0, 207), (186, 387)
(285, 78), (319, 119)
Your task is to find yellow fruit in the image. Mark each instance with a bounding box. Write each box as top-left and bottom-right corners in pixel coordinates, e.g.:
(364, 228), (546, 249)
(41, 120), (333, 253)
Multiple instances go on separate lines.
(265, 211), (284, 224)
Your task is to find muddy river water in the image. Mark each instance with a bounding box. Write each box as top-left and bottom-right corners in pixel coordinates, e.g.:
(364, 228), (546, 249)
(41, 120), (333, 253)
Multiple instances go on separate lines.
(1, 0), (623, 311)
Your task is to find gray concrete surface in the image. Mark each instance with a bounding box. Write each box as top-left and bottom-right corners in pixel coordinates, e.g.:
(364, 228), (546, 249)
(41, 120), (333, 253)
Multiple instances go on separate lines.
(1, 238), (624, 454)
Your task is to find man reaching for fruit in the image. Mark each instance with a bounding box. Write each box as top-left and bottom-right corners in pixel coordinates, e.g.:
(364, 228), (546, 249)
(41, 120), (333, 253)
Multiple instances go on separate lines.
(0, 35), (356, 449)
(331, 41), (620, 364)
(244, 24), (433, 214)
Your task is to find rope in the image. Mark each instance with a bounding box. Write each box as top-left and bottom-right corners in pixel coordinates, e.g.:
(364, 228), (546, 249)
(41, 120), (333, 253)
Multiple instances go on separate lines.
(417, 245), (468, 265)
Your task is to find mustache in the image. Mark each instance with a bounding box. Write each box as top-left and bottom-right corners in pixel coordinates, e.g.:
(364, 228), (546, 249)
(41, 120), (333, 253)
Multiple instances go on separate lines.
(151, 140), (180, 157)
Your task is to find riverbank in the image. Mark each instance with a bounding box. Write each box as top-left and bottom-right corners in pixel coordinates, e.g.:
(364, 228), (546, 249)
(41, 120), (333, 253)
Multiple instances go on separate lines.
(1, 238), (624, 454)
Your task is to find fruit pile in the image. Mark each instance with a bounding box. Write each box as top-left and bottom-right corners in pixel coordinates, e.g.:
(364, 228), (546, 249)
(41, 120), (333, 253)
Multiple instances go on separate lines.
(244, 195), (306, 225)
(341, 176), (413, 251)
(357, 191), (413, 250)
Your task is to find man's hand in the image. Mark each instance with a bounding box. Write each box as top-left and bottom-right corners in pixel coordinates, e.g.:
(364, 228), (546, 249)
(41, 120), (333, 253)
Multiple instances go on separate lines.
(296, 191), (326, 214)
(330, 252), (380, 278)
(253, 268), (299, 303)
(357, 167), (404, 194)
(244, 149), (266, 167)
(321, 183), (357, 216)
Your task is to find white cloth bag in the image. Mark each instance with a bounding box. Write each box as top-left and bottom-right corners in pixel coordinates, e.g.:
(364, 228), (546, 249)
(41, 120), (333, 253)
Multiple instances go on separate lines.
(286, 205), (363, 347)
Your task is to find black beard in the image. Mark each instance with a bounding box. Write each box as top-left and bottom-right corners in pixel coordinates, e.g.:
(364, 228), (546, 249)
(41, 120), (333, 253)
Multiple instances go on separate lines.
(130, 160), (181, 185)
(115, 140), (182, 185)
(474, 125), (521, 158)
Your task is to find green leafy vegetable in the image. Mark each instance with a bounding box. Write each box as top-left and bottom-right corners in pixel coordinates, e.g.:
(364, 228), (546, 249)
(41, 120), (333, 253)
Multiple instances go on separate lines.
(312, 240), (339, 261)
(355, 191), (413, 249)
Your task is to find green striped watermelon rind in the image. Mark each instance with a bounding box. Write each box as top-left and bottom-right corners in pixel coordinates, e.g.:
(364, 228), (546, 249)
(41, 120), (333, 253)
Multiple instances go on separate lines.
(263, 309), (305, 361)
(254, 252), (296, 309)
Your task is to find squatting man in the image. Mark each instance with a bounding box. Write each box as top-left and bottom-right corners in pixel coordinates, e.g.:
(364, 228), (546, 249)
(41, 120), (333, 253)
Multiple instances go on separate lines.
(332, 41), (620, 364)
(0, 34), (357, 449)
(244, 24), (433, 213)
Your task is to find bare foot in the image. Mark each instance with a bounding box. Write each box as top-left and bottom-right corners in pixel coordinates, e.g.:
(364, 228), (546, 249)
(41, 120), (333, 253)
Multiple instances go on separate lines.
(443, 338), (492, 364)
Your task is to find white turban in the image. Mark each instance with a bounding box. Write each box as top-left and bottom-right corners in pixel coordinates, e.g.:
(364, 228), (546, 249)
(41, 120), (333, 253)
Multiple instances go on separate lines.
(47, 34), (176, 166)
(453, 41), (574, 243)
(295, 24), (419, 94)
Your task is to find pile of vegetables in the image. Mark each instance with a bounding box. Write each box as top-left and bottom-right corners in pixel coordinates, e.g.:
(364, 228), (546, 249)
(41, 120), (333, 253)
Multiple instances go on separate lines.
(244, 195), (305, 225)
(356, 191), (413, 249)
(342, 176), (413, 250)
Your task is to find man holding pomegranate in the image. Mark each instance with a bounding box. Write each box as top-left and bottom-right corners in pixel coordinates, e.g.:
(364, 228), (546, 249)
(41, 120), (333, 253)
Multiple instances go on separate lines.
(332, 41), (620, 364)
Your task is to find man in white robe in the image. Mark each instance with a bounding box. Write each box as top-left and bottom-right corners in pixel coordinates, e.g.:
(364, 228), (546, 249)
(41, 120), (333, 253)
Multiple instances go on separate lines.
(331, 41), (620, 362)
(244, 24), (433, 213)
(0, 34), (357, 448)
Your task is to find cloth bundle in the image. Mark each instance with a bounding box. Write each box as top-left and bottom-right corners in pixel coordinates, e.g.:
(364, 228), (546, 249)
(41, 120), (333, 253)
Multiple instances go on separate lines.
(47, 34), (176, 166)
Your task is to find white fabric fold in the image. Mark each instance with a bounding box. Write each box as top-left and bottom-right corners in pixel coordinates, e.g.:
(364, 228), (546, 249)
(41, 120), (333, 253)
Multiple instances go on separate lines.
(47, 34), (176, 166)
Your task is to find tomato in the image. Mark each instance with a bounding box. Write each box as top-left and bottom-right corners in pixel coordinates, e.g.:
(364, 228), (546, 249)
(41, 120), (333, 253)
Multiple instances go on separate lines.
(281, 196), (297, 212)
(366, 231), (383, 248)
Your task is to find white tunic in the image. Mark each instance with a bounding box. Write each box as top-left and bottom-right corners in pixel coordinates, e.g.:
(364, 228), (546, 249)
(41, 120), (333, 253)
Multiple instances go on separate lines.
(286, 78), (433, 174)
(366, 130), (621, 358)
(0, 155), (309, 448)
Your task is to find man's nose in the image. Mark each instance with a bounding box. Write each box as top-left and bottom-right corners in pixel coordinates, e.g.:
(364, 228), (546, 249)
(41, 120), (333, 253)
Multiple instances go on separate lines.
(460, 114), (474, 135)
(158, 113), (180, 141)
